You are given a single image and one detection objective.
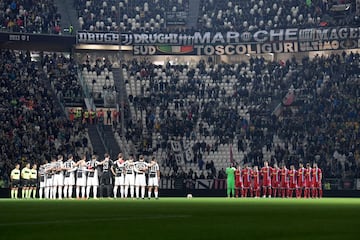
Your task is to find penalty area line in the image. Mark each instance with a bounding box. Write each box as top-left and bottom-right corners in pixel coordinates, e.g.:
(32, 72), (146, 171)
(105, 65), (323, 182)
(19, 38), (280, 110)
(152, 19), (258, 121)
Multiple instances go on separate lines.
(0, 215), (191, 226)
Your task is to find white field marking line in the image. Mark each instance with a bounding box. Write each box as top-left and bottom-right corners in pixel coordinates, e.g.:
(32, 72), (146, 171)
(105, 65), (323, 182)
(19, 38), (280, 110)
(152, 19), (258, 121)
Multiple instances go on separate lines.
(0, 215), (191, 227)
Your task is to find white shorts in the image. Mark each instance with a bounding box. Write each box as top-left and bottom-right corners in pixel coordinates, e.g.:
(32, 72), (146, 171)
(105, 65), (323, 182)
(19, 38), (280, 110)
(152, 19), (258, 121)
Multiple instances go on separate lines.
(64, 176), (75, 186)
(124, 174), (135, 186)
(114, 176), (124, 186)
(87, 176), (99, 186)
(53, 174), (64, 186)
(76, 176), (87, 187)
(135, 174), (146, 187)
(45, 176), (53, 187)
(148, 177), (159, 187)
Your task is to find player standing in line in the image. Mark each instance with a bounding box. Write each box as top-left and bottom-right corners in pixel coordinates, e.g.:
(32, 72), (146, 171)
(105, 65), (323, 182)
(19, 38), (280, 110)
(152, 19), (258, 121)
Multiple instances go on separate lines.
(63, 154), (78, 199)
(271, 163), (280, 198)
(76, 156), (88, 199)
(134, 155), (150, 199)
(124, 156), (136, 199)
(29, 164), (38, 198)
(235, 165), (243, 198)
(147, 157), (160, 199)
(225, 164), (236, 198)
(10, 164), (21, 199)
(45, 158), (56, 199)
(304, 163), (312, 198)
(99, 153), (113, 198)
(38, 161), (47, 199)
(53, 155), (65, 199)
(252, 166), (260, 198)
(311, 163), (322, 198)
(21, 163), (31, 199)
(296, 163), (305, 198)
(86, 155), (100, 199)
(261, 161), (272, 198)
(280, 165), (289, 198)
(288, 165), (297, 198)
(242, 164), (252, 197)
(111, 153), (125, 198)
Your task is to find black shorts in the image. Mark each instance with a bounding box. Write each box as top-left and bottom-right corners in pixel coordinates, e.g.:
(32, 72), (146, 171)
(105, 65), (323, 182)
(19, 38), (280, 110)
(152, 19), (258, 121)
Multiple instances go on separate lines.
(21, 179), (29, 187)
(30, 179), (38, 187)
(11, 180), (20, 188)
(100, 172), (112, 185)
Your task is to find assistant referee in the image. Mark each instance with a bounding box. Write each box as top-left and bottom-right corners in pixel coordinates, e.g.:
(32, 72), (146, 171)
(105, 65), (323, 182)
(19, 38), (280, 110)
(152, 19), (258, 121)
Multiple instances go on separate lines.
(21, 163), (31, 199)
(10, 164), (21, 199)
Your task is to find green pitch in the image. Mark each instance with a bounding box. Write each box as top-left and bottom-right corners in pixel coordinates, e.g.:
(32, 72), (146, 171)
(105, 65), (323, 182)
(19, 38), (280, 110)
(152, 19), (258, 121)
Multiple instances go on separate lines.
(1, 198), (360, 240)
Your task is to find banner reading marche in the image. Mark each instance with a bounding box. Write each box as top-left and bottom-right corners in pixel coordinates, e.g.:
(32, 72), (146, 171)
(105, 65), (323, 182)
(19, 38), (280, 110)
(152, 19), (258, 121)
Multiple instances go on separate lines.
(77, 27), (360, 45)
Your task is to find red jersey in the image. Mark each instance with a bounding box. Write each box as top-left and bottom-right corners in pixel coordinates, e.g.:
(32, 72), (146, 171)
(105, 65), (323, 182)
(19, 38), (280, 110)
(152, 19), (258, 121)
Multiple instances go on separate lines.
(235, 169), (243, 188)
(252, 170), (260, 189)
(280, 168), (289, 188)
(261, 166), (271, 186)
(311, 167), (322, 188)
(280, 168), (289, 183)
(304, 167), (312, 188)
(242, 168), (252, 188)
(271, 167), (280, 187)
(288, 169), (297, 188)
(297, 167), (305, 187)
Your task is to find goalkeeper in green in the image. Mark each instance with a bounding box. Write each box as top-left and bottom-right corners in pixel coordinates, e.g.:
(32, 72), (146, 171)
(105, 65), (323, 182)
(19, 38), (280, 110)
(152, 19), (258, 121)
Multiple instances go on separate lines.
(226, 164), (236, 198)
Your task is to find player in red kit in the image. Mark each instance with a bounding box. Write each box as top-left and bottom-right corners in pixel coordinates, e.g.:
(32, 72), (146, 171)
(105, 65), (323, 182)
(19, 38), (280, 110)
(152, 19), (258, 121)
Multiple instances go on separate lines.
(311, 163), (322, 198)
(242, 164), (252, 197)
(280, 165), (289, 198)
(288, 165), (297, 198)
(304, 163), (312, 198)
(271, 163), (280, 197)
(260, 161), (272, 198)
(252, 166), (260, 198)
(296, 163), (305, 198)
(235, 165), (243, 198)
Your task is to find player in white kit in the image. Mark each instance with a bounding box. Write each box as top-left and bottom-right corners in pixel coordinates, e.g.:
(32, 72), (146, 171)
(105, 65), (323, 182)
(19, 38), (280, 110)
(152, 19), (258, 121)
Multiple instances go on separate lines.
(63, 154), (78, 199)
(148, 157), (160, 199)
(53, 155), (65, 199)
(111, 153), (125, 198)
(124, 156), (135, 199)
(134, 155), (149, 199)
(38, 161), (47, 199)
(86, 155), (100, 199)
(45, 158), (56, 199)
(76, 155), (88, 199)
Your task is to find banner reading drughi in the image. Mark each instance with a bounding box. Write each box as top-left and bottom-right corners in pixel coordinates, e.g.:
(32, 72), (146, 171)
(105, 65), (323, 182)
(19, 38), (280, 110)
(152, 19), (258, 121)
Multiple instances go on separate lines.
(77, 27), (360, 55)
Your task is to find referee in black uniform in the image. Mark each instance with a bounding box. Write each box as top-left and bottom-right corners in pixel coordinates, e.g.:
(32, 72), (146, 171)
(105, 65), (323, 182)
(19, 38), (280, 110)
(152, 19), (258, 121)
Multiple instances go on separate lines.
(99, 153), (113, 198)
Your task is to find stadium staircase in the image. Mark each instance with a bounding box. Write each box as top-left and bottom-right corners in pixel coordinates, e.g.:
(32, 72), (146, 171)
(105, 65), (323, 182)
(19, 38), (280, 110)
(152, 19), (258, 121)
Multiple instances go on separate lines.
(87, 125), (107, 158)
(55, 0), (79, 33)
(102, 125), (121, 159)
(187, 0), (201, 29)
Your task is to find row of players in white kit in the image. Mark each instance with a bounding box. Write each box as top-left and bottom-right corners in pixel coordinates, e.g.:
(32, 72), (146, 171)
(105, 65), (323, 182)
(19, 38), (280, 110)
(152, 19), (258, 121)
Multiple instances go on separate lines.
(39, 153), (160, 199)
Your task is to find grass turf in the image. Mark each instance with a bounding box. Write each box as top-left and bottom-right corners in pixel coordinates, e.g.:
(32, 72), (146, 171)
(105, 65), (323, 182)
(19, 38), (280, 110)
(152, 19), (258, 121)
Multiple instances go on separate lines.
(0, 198), (360, 240)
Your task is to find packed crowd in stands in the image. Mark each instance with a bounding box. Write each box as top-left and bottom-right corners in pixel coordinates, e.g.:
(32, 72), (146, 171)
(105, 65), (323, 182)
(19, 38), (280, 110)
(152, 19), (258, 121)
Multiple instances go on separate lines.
(0, 49), (90, 187)
(0, 0), (62, 34)
(76, 0), (189, 32)
(42, 53), (84, 104)
(198, 0), (357, 31)
(0, 0), (356, 34)
(121, 53), (359, 183)
(74, 0), (356, 32)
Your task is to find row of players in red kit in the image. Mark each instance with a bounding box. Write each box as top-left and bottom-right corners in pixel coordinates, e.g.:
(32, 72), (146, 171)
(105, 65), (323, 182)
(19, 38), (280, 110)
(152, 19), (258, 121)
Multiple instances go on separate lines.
(234, 161), (322, 198)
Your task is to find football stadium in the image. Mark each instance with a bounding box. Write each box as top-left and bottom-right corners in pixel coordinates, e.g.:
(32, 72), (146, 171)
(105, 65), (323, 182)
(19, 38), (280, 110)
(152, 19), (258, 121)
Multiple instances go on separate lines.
(1, 0), (360, 239)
